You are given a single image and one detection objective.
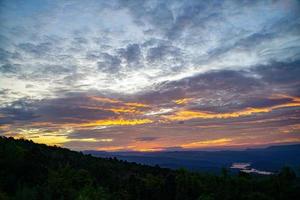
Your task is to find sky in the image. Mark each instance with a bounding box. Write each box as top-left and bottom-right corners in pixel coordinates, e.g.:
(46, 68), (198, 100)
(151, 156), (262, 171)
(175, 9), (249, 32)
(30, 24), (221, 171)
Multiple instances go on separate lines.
(0, 0), (300, 151)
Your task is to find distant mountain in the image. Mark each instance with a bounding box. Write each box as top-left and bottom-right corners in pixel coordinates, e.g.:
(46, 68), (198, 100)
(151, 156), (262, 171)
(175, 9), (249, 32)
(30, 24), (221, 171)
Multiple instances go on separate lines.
(85, 144), (300, 175)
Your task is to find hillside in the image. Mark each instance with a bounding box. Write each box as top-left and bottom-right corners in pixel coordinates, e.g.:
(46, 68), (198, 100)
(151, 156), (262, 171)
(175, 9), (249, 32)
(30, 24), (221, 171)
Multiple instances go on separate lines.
(1, 137), (300, 200)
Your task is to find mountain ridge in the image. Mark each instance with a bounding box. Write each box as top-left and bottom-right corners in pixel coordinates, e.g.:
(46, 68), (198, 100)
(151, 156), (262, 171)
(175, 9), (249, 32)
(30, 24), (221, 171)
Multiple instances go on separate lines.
(85, 144), (300, 174)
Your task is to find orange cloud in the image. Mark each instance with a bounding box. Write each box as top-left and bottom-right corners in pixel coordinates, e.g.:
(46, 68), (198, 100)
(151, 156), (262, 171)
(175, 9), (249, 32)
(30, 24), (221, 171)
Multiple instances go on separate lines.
(108, 107), (142, 114)
(88, 96), (150, 114)
(96, 144), (164, 152)
(90, 96), (120, 103)
(96, 145), (136, 152)
(165, 95), (300, 121)
(164, 107), (271, 120)
(173, 98), (193, 105)
(80, 118), (153, 127)
(13, 128), (114, 146)
(90, 96), (149, 107)
(181, 138), (233, 148)
(124, 102), (149, 108)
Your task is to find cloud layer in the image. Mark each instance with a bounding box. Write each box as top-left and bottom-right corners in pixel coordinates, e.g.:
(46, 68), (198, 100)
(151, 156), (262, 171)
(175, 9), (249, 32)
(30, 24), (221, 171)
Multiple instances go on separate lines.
(1, 0), (300, 151)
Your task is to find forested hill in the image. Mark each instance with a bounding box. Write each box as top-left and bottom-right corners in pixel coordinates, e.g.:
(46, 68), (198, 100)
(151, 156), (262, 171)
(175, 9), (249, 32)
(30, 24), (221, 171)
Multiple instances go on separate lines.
(1, 137), (300, 200)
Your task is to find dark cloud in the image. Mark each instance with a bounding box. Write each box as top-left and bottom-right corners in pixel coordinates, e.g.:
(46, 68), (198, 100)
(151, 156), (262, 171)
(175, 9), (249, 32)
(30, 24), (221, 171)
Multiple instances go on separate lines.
(97, 53), (121, 74)
(18, 42), (53, 57)
(25, 84), (34, 88)
(0, 48), (20, 62)
(163, 146), (184, 151)
(0, 63), (20, 74)
(9, 26), (27, 36)
(0, 100), (39, 124)
(41, 64), (74, 76)
(60, 73), (88, 87)
(166, 1), (222, 40)
(134, 69), (263, 105)
(0, 89), (10, 95)
(147, 44), (182, 63)
(135, 136), (159, 141)
(118, 43), (141, 64)
(0, 94), (118, 126)
(253, 60), (300, 85)
(73, 37), (88, 45)
(131, 60), (300, 113)
(35, 95), (116, 123)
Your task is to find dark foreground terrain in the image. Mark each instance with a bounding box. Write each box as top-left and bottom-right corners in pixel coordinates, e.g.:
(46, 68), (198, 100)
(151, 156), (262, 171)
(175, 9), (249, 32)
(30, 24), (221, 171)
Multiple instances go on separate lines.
(1, 137), (300, 200)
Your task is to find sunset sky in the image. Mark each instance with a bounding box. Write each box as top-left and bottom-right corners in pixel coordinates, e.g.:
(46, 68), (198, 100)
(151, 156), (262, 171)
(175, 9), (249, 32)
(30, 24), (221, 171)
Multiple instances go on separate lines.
(0, 0), (300, 151)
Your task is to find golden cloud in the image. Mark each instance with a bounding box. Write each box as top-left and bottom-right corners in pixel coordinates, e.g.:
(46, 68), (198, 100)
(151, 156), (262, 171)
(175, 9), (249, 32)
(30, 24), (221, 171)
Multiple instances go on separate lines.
(14, 128), (114, 146)
(173, 98), (193, 105)
(108, 107), (143, 114)
(80, 118), (153, 127)
(90, 96), (120, 103)
(165, 95), (300, 121)
(124, 102), (149, 108)
(180, 138), (233, 148)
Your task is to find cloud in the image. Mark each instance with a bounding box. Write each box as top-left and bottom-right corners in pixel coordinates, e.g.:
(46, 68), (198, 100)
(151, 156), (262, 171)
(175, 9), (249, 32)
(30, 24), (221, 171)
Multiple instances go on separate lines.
(1, 0), (300, 150)
(0, 48), (21, 62)
(135, 136), (159, 142)
(181, 138), (233, 149)
(253, 60), (300, 85)
(97, 53), (121, 74)
(1, 0), (299, 100)
(118, 43), (141, 64)
(0, 100), (39, 125)
(79, 118), (153, 127)
(147, 44), (182, 63)
(0, 63), (20, 74)
(17, 42), (53, 57)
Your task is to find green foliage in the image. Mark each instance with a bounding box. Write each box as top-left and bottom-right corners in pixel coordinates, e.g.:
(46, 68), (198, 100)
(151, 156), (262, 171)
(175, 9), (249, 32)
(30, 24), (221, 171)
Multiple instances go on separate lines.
(0, 137), (299, 200)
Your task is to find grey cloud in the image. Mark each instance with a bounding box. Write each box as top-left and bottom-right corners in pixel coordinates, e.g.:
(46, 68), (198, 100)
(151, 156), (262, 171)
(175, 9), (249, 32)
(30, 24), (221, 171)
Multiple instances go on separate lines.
(0, 99), (39, 124)
(69, 37), (89, 52)
(35, 95), (115, 123)
(121, 0), (223, 40)
(118, 43), (141, 64)
(0, 63), (21, 74)
(122, 0), (300, 69)
(73, 37), (88, 44)
(97, 53), (121, 74)
(86, 51), (102, 61)
(17, 42), (53, 57)
(0, 89), (10, 95)
(166, 1), (222, 40)
(136, 69), (263, 105)
(61, 72), (87, 86)
(147, 44), (182, 63)
(40, 64), (74, 76)
(0, 93), (119, 126)
(253, 60), (300, 85)
(25, 84), (34, 88)
(1, 0), (298, 103)
(9, 26), (27, 36)
(0, 108), (37, 124)
(133, 60), (300, 112)
(0, 48), (21, 62)
(252, 60), (300, 96)
(135, 136), (159, 141)
(163, 146), (184, 151)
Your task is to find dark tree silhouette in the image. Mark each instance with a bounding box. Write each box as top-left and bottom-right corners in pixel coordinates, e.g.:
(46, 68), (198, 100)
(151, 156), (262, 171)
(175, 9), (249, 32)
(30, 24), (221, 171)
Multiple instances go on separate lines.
(0, 137), (300, 200)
